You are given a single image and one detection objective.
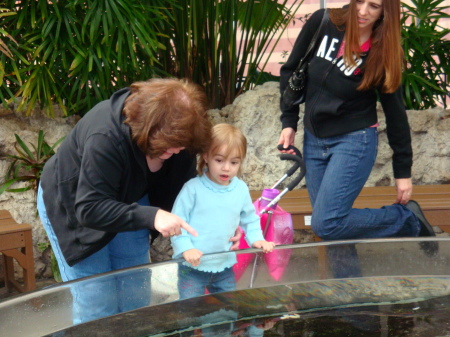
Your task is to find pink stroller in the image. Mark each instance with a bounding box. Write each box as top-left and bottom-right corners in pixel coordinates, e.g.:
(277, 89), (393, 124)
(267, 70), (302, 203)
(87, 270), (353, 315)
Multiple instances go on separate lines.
(234, 146), (306, 286)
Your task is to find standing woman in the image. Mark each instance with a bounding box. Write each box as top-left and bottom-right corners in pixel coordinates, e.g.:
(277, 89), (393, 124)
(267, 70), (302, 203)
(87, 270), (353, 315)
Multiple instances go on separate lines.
(37, 78), (212, 323)
(277, 0), (435, 241)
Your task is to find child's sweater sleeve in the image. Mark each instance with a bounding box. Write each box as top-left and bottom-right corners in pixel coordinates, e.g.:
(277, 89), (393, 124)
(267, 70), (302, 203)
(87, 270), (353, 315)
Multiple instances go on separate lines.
(170, 183), (196, 258)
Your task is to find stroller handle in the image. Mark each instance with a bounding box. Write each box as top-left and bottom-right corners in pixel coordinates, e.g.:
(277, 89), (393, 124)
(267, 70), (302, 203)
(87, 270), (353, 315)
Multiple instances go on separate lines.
(262, 147), (306, 213)
(277, 144), (303, 177)
(279, 153), (306, 191)
(277, 144), (302, 157)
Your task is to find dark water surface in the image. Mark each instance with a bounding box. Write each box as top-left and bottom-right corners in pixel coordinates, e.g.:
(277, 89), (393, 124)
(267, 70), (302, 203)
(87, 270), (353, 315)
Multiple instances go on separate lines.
(2, 238), (450, 337)
(162, 295), (450, 336)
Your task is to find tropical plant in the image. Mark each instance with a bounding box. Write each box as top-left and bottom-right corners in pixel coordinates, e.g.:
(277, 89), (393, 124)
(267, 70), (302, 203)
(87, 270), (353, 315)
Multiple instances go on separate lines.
(0, 131), (65, 195)
(0, 7), (17, 59)
(0, 6), (17, 105)
(1, 0), (302, 115)
(0, 0), (173, 117)
(153, 0), (304, 109)
(401, 0), (450, 110)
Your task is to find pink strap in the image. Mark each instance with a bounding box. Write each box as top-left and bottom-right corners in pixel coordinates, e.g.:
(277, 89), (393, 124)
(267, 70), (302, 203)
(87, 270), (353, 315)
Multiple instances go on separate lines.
(337, 38), (372, 58)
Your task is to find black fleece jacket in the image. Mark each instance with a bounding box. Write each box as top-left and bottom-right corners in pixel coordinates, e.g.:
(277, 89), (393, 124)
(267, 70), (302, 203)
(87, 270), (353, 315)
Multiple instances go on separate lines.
(40, 88), (196, 266)
(280, 9), (412, 178)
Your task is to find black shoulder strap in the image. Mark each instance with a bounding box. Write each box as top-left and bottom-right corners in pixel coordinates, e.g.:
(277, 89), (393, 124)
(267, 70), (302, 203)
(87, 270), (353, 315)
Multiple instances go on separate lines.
(295, 9), (329, 71)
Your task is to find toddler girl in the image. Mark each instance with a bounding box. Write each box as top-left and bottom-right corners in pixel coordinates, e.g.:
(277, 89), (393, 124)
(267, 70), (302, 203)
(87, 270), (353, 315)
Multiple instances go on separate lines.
(171, 123), (275, 299)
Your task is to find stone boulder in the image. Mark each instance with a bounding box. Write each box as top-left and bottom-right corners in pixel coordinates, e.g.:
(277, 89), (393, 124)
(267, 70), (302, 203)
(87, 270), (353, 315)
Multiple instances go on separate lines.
(1, 83), (449, 272)
(0, 109), (78, 278)
(210, 81), (450, 190)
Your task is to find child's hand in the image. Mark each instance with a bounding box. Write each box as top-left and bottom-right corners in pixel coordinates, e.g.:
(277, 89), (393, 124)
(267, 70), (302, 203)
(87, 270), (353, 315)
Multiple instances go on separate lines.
(182, 248), (203, 267)
(252, 240), (276, 253)
(229, 227), (243, 251)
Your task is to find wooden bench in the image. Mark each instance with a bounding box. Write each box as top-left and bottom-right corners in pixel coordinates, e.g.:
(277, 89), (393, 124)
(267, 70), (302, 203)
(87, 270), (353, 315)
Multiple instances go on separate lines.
(251, 184), (450, 234)
(0, 209), (36, 293)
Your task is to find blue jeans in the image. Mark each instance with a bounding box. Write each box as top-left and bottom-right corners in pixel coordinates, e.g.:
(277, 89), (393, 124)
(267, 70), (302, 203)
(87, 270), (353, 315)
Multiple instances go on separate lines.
(177, 264), (236, 300)
(303, 128), (420, 240)
(37, 185), (151, 324)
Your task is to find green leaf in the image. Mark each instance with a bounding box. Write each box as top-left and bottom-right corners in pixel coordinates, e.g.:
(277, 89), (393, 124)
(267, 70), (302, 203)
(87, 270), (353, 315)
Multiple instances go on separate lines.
(0, 179), (17, 195)
(401, 0), (450, 109)
(6, 186), (33, 193)
(69, 54), (86, 72)
(14, 134), (35, 161)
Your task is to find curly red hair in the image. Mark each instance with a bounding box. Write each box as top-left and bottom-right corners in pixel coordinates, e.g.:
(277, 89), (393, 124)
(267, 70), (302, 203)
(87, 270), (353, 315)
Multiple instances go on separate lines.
(123, 78), (212, 158)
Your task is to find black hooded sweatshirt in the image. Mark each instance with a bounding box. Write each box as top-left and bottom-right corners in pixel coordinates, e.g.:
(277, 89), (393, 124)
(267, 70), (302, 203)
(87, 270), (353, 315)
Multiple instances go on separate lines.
(280, 9), (412, 178)
(40, 88), (196, 266)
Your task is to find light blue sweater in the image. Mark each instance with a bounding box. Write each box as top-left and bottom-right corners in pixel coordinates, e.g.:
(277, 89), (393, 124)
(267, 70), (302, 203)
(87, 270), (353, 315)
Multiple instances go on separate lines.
(171, 173), (265, 272)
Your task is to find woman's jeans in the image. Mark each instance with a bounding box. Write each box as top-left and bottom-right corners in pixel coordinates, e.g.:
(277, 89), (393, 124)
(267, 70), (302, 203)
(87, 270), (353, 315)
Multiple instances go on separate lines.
(303, 127), (420, 240)
(177, 264), (236, 300)
(303, 127), (421, 280)
(37, 185), (151, 325)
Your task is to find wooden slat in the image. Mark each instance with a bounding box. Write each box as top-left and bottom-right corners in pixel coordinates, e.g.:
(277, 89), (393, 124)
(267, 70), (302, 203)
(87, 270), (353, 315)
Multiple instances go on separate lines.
(0, 209), (13, 220)
(0, 209), (36, 293)
(250, 184), (450, 232)
(0, 232), (26, 250)
(0, 219), (33, 234)
(357, 184), (450, 196)
(250, 184), (450, 200)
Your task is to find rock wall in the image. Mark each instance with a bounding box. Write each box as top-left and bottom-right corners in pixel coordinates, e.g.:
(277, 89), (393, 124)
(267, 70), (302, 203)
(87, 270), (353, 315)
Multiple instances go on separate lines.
(0, 108), (79, 278)
(1, 82), (449, 277)
(210, 82), (450, 189)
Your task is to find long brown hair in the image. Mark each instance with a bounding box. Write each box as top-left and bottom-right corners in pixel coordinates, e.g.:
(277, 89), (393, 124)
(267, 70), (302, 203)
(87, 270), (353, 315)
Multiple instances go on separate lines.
(123, 78), (212, 158)
(329, 0), (403, 93)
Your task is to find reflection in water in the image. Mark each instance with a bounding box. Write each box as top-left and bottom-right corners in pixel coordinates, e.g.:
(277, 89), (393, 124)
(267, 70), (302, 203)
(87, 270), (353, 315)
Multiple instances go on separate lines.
(326, 243), (362, 278)
(178, 264), (236, 300)
(168, 296), (450, 336)
(1, 239), (450, 337)
(72, 268), (151, 324)
(29, 276), (450, 336)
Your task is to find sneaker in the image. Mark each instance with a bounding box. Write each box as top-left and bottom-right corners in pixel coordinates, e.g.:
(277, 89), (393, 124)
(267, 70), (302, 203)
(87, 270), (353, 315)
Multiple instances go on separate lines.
(405, 200), (435, 236)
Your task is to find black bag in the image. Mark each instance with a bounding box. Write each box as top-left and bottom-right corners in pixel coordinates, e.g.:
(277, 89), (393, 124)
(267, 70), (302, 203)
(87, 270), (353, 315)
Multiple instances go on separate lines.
(282, 10), (329, 108)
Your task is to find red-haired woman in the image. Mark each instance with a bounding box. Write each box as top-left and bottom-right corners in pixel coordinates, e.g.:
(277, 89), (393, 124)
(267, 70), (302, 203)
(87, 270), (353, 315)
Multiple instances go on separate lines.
(37, 78), (219, 323)
(277, 0), (435, 243)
